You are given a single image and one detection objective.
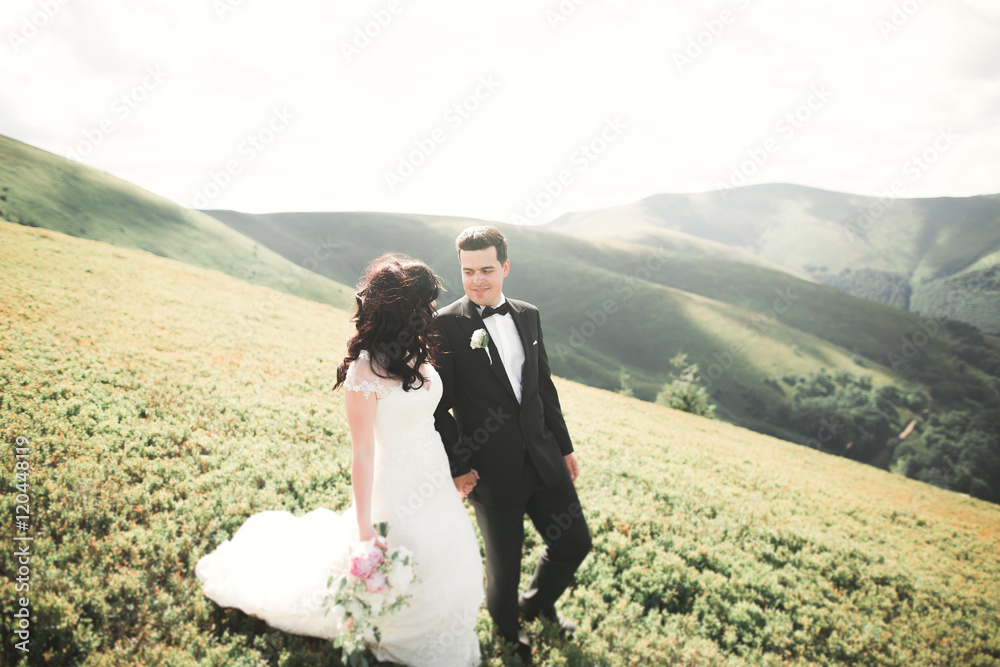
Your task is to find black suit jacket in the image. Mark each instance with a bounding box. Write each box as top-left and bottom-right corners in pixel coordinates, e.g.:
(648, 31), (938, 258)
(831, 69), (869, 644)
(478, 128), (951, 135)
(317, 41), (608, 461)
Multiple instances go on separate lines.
(433, 296), (573, 506)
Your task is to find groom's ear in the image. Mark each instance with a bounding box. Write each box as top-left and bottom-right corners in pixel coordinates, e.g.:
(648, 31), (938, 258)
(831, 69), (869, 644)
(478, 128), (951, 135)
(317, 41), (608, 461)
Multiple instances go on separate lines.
(502, 259), (510, 277)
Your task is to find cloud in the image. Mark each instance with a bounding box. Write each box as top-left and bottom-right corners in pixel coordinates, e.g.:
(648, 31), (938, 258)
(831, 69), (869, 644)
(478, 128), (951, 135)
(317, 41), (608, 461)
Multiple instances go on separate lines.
(2, 0), (997, 221)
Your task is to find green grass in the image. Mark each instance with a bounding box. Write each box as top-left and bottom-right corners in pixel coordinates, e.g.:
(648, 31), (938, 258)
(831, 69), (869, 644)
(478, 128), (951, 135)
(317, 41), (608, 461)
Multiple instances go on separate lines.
(2, 220), (999, 666)
(0, 134), (354, 311)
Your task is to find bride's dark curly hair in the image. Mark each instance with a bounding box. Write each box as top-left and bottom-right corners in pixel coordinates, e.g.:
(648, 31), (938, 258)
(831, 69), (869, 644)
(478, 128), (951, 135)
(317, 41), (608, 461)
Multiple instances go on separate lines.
(335, 253), (442, 392)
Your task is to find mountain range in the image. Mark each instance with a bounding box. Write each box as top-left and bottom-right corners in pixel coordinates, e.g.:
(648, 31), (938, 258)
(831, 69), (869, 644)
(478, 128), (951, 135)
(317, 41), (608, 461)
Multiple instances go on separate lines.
(547, 184), (1000, 334)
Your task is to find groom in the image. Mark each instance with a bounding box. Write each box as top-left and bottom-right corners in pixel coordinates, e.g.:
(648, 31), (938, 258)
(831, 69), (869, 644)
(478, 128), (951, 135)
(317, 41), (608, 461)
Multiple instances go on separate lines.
(433, 225), (592, 659)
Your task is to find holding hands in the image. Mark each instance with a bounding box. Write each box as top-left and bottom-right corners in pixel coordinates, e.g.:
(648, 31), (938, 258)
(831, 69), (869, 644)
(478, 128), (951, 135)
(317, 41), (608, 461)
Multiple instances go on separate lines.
(453, 469), (480, 498)
(564, 453), (580, 482)
(453, 455), (579, 500)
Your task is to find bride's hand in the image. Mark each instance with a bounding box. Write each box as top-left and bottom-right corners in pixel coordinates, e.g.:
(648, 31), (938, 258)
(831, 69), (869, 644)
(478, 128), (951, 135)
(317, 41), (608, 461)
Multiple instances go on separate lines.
(453, 469), (479, 498)
(359, 524), (388, 551)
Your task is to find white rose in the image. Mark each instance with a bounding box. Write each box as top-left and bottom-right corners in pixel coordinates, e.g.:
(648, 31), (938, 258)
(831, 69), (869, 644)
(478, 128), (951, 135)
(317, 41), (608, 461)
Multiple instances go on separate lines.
(470, 328), (492, 364)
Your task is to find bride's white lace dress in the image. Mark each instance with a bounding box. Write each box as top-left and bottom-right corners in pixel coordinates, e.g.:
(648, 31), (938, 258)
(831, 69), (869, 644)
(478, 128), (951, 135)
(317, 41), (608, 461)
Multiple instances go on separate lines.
(195, 350), (483, 666)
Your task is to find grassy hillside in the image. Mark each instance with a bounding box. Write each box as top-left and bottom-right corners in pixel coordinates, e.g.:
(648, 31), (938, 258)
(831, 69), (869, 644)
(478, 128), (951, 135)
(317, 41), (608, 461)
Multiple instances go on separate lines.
(3, 220), (1000, 666)
(546, 184), (1000, 334)
(0, 134), (354, 311)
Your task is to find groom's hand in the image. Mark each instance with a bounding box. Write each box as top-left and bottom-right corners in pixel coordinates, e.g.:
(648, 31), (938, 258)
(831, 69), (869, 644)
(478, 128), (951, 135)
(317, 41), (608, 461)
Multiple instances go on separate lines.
(453, 470), (479, 498)
(564, 454), (580, 482)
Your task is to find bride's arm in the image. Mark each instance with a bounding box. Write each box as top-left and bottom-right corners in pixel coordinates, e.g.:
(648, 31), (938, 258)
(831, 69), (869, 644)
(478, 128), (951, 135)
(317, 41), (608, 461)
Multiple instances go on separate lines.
(344, 389), (383, 547)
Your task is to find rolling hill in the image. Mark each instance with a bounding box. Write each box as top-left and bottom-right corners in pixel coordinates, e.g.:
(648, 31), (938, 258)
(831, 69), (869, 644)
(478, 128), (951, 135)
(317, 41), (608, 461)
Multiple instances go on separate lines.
(546, 184), (1000, 334)
(0, 133), (354, 311)
(1, 219), (999, 666)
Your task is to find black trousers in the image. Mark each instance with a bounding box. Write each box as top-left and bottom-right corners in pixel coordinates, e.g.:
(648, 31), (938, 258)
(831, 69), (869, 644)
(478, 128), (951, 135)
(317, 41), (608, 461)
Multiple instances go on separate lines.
(470, 452), (592, 642)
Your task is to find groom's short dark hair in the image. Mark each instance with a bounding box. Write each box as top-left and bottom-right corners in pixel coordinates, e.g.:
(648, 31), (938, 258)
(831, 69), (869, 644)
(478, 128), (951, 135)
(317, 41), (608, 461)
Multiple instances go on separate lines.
(456, 226), (508, 265)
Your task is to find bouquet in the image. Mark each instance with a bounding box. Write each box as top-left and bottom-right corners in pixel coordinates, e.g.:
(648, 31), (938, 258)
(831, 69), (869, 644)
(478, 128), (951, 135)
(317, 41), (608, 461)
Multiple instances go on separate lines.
(324, 522), (418, 663)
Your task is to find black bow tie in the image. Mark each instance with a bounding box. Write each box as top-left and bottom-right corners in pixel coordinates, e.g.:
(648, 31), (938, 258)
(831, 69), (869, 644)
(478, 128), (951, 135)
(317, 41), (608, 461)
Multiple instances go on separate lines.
(481, 302), (511, 318)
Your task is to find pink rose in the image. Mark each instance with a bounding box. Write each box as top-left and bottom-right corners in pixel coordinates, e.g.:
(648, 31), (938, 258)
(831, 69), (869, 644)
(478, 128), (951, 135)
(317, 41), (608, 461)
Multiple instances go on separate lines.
(364, 572), (388, 594)
(349, 549), (383, 579)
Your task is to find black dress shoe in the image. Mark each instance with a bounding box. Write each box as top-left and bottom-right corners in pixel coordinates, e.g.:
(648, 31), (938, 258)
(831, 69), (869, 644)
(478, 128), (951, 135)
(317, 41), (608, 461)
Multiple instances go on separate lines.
(550, 613), (577, 636)
(518, 597), (577, 636)
(500, 628), (533, 664)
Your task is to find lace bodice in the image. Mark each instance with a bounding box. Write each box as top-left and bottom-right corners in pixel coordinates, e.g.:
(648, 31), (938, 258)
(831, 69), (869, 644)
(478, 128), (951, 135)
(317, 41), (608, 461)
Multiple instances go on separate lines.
(343, 349), (437, 404)
(343, 349), (434, 400)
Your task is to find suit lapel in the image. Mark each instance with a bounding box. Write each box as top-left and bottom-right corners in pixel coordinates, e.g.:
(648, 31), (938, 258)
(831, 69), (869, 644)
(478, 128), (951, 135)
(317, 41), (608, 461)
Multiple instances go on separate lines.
(507, 301), (536, 397)
(456, 297), (517, 401)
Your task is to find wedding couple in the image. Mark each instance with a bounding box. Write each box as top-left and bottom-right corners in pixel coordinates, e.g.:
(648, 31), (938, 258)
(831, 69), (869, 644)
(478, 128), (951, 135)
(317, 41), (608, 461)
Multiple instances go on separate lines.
(195, 226), (592, 665)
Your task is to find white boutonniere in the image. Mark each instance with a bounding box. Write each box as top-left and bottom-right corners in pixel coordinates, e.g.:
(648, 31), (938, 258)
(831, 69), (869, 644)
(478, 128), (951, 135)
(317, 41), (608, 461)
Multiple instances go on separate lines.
(470, 328), (492, 364)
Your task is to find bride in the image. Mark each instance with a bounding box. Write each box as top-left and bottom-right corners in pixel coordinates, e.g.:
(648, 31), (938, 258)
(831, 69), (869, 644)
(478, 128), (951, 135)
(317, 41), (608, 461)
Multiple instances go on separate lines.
(195, 254), (484, 666)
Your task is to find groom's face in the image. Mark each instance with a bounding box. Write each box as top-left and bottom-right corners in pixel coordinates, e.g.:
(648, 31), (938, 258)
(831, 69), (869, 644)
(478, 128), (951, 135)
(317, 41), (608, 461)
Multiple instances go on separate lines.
(459, 246), (509, 308)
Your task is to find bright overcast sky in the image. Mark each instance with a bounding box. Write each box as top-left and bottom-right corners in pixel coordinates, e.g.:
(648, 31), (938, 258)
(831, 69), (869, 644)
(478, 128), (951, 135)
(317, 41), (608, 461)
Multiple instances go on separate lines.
(2, 0), (999, 224)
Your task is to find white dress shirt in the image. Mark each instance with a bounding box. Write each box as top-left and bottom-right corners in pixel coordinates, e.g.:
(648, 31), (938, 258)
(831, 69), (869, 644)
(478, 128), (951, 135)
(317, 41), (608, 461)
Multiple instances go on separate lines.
(477, 294), (525, 404)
